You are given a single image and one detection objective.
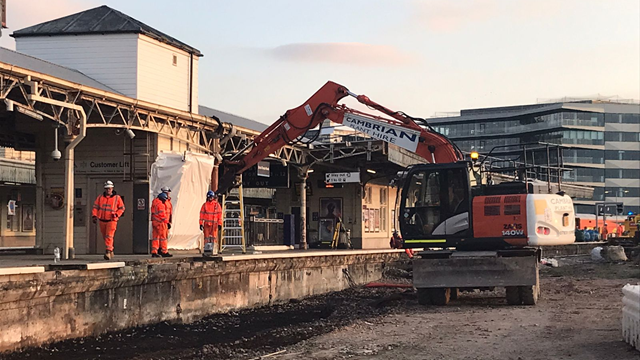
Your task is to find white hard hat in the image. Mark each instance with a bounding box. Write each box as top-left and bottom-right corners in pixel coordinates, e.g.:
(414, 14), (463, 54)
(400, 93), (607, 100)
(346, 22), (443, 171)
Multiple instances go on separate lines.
(104, 180), (114, 189)
(161, 186), (171, 192)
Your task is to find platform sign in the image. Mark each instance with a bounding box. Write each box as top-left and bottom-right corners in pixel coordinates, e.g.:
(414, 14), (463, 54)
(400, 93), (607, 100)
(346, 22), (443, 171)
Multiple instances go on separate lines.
(325, 172), (360, 184)
(74, 160), (130, 174)
(257, 161), (270, 177)
(243, 163), (289, 188)
(16, 106), (44, 121)
(7, 200), (15, 216)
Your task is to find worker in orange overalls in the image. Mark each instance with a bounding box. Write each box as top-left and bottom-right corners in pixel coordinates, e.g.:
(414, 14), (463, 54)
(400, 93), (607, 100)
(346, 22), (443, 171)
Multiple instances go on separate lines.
(92, 180), (125, 260)
(151, 192), (173, 258)
(390, 230), (414, 258)
(161, 186), (173, 229)
(601, 223), (609, 240)
(199, 190), (222, 256)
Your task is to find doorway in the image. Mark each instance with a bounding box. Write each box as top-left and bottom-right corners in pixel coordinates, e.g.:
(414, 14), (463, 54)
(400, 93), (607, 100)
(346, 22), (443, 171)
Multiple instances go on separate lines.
(89, 178), (133, 254)
(291, 206), (309, 245)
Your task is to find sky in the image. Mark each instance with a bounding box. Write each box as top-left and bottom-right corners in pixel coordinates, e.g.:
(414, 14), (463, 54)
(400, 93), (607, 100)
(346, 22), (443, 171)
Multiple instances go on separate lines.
(1, 0), (639, 125)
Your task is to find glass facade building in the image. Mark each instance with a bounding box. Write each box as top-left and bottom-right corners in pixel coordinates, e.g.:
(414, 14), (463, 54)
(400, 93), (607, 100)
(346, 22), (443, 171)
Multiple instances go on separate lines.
(430, 101), (640, 215)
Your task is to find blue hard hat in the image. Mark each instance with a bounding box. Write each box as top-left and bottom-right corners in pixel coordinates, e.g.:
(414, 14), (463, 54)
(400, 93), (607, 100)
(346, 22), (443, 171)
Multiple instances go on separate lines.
(158, 192), (168, 201)
(207, 190), (215, 198)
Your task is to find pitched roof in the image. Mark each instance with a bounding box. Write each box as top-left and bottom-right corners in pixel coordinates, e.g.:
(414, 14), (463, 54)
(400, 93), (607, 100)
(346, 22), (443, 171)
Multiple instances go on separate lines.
(0, 47), (120, 93)
(198, 105), (269, 132)
(11, 5), (202, 56)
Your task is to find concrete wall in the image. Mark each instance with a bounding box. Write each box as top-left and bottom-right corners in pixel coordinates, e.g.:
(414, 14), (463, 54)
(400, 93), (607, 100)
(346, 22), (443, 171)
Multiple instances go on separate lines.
(0, 148), (35, 161)
(0, 252), (402, 352)
(540, 242), (605, 257)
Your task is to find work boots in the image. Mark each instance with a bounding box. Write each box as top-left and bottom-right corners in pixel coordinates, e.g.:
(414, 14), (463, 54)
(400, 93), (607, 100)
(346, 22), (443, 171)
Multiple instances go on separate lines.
(151, 253), (161, 258)
(160, 251), (173, 258)
(203, 242), (214, 257)
(104, 250), (113, 260)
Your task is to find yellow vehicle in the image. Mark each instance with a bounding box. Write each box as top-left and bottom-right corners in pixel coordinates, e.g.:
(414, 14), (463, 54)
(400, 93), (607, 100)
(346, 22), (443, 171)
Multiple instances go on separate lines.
(610, 213), (640, 247)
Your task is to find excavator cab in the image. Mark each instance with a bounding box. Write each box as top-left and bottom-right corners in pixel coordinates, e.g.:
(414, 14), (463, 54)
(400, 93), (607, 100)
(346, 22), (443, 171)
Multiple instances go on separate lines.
(399, 162), (472, 247)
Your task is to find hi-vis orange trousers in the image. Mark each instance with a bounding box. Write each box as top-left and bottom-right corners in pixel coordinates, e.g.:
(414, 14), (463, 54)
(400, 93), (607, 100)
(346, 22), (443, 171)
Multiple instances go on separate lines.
(203, 222), (218, 245)
(151, 222), (168, 254)
(99, 220), (118, 252)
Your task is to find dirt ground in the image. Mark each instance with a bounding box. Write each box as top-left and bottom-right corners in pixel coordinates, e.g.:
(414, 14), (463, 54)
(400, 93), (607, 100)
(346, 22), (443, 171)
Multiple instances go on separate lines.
(3, 256), (639, 360)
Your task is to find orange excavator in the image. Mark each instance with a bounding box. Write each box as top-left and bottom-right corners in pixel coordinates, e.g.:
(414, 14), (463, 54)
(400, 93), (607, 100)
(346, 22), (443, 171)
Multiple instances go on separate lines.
(218, 81), (574, 249)
(218, 81), (576, 306)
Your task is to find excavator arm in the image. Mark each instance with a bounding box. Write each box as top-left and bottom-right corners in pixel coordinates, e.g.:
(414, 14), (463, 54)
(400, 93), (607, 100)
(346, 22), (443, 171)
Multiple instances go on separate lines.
(217, 81), (463, 194)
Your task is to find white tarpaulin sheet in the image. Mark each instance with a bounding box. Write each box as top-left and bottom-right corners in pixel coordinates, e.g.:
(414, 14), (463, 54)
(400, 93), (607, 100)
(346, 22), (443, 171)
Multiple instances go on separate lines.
(149, 152), (214, 250)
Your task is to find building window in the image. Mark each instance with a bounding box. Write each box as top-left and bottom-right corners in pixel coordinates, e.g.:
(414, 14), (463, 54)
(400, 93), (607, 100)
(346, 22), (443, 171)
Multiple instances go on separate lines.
(605, 150), (640, 161)
(604, 188), (640, 198)
(172, 54), (178, 66)
(380, 188), (387, 205)
(564, 168), (605, 182)
(605, 169), (640, 179)
(381, 206), (387, 231)
(605, 113), (640, 124)
(364, 186), (372, 204)
(605, 132), (640, 142)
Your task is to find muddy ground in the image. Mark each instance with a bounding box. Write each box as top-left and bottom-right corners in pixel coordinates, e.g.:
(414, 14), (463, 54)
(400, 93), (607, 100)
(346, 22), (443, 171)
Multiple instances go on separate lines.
(3, 257), (639, 360)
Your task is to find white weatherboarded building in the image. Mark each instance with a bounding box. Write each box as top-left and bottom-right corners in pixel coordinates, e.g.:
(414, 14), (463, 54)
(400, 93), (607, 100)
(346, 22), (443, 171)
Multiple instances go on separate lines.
(12, 5), (202, 113)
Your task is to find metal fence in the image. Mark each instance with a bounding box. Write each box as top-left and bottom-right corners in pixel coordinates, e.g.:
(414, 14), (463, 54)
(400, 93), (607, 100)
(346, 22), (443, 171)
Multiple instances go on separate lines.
(245, 217), (284, 246)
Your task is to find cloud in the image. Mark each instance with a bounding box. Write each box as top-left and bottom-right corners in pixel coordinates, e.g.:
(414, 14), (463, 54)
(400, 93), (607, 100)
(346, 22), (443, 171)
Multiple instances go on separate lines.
(412, 0), (498, 33)
(267, 42), (415, 67)
(0, 0), (96, 49)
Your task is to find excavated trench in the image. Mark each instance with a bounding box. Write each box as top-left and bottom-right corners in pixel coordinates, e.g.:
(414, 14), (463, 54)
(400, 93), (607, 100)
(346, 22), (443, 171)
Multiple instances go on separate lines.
(1, 286), (413, 360)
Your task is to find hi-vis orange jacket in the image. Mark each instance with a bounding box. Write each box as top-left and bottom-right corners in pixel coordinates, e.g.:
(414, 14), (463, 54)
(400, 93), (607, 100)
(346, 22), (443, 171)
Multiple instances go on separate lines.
(151, 198), (169, 224)
(199, 200), (222, 226)
(92, 192), (125, 221)
(166, 197), (173, 223)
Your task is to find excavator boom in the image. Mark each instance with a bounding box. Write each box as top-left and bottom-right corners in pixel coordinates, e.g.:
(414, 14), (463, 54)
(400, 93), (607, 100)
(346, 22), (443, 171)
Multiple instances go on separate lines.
(217, 81), (462, 194)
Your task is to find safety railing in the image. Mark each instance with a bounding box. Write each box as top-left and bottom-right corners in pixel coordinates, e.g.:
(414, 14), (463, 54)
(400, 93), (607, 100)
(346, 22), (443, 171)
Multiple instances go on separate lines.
(245, 218), (284, 246)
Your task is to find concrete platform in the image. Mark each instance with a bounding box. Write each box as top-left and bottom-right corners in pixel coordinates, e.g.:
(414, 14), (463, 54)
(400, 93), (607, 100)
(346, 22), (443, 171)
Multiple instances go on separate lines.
(0, 249), (408, 270)
(540, 241), (606, 257)
(0, 253), (199, 270)
(0, 266), (45, 275)
(0, 248), (407, 353)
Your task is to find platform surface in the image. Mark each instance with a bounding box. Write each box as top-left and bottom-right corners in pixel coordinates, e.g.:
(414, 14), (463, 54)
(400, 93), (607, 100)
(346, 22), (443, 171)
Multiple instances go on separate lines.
(0, 248), (409, 271)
